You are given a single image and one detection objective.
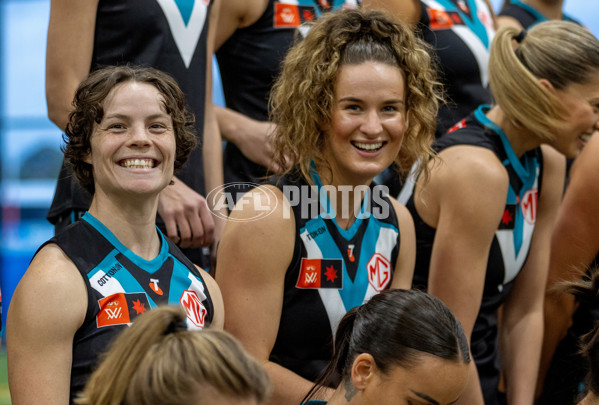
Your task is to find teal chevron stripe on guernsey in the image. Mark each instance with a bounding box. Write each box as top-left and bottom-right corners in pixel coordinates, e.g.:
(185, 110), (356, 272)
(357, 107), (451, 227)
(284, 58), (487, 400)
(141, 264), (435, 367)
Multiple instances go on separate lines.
(156, 0), (208, 68)
(174, 0), (194, 26)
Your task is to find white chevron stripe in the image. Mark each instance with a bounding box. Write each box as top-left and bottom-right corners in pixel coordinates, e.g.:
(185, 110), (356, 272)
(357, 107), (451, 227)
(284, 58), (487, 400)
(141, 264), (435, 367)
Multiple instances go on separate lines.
(156, 0), (208, 68)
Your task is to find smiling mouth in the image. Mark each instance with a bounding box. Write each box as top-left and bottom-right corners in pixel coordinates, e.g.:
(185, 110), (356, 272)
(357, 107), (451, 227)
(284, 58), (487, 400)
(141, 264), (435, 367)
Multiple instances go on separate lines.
(352, 141), (384, 152)
(119, 158), (156, 168)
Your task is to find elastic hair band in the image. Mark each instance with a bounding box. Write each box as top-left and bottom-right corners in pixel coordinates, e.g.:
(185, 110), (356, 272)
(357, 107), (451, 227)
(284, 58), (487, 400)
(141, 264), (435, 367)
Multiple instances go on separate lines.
(514, 29), (527, 43)
(164, 320), (188, 335)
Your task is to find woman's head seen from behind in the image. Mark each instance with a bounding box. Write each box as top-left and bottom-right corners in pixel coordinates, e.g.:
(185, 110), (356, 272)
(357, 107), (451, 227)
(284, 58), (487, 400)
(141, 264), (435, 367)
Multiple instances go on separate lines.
(306, 289), (470, 404)
(64, 65), (197, 194)
(76, 305), (271, 405)
(490, 21), (599, 157)
(270, 8), (441, 183)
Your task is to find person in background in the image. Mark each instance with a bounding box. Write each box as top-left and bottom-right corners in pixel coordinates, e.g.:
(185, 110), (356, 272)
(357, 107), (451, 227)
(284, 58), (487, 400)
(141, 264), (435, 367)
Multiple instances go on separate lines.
(214, 0), (357, 199)
(538, 133), (599, 404)
(75, 305), (270, 405)
(397, 21), (599, 405)
(7, 66), (224, 404)
(362, 0), (496, 139)
(498, 0), (581, 29)
(302, 289), (471, 405)
(45, 0), (224, 270)
(216, 8), (440, 405)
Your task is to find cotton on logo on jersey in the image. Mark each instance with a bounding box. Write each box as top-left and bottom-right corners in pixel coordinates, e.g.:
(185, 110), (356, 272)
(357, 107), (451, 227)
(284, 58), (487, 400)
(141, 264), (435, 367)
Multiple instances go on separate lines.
(520, 189), (537, 225)
(180, 290), (207, 329)
(96, 292), (150, 328)
(367, 253), (391, 292)
(296, 258), (343, 289)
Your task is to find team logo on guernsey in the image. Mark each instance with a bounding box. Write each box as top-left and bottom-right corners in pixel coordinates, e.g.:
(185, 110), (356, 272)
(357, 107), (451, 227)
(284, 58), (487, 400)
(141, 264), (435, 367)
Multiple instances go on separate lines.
(367, 253), (391, 292)
(274, 2), (316, 28)
(296, 258), (343, 289)
(428, 8), (464, 30)
(96, 292), (150, 328)
(520, 189), (538, 225)
(498, 204), (516, 230)
(180, 290), (207, 328)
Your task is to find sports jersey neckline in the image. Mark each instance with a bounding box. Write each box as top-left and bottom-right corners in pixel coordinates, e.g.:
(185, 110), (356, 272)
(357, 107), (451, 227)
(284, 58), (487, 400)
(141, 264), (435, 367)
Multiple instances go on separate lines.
(474, 104), (537, 186)
(81, 212), (169, 273)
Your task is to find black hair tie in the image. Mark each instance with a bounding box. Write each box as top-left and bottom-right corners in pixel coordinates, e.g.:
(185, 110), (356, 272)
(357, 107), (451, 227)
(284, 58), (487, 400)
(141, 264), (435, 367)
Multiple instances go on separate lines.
(514, 29), (527, 43)
(164, 320), (188, 335)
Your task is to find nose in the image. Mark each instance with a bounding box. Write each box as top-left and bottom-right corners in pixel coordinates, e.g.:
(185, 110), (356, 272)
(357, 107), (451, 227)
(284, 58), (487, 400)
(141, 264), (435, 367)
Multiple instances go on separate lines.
(128, 124), (152, 147)
(360, 110), (383, 136)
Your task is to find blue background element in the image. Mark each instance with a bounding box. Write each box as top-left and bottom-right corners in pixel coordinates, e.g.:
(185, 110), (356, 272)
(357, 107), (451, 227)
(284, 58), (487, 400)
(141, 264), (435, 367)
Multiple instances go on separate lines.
(0, 0), (597, 341)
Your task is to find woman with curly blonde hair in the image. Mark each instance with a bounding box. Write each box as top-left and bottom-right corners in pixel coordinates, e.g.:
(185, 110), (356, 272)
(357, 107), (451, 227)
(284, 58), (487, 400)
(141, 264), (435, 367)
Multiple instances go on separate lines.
(215, 8), (440, 405)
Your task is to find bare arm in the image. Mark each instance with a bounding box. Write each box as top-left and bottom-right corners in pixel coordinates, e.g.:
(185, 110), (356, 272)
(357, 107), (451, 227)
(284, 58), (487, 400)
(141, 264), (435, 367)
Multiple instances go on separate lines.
(361, 0), (421, 27)
(501, 146), (565, 404)
(538, 138), (599, 396)
(389, 198), (415, 289)
(216, 186), (328, 404)
(213, 0), (279, 172)
(7, 245), (87, 404)
(417, 146), (509, 405)
(46, 0), (98, 130)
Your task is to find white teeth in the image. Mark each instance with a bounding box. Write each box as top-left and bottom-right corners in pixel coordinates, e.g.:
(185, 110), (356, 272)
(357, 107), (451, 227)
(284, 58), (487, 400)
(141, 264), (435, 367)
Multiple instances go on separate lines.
(120, 159), (154, 168)
(580, 134), (591, 142)
(354, 142), (383, 151)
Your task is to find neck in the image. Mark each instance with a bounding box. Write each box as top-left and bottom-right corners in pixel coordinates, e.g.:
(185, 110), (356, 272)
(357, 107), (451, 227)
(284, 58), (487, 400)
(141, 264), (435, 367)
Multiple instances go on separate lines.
(88, 191), (161, 260)
(523, 0), (564, 20)
(484, 106), (541, 158)
(314, 165), (371, 230)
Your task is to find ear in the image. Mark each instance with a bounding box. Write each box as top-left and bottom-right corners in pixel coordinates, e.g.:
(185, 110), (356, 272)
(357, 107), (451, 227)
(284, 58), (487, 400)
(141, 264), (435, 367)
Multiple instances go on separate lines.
(538, 78), (555, 91)
(350, 353), (377, 391)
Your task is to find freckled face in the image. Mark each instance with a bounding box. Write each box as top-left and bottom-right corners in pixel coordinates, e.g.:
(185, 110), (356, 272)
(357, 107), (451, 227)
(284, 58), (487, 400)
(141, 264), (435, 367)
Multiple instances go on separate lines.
(323, 62), (408, 186)
(360, 355), (470, 405)
(552, 72), (599, 158)
(85, 81), (176, 198)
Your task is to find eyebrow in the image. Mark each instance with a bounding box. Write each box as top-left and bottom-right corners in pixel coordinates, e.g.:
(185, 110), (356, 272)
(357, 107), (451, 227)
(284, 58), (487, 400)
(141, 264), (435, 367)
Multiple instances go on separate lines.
(103, 113), (169, 121)
(338, 96), (405, 105)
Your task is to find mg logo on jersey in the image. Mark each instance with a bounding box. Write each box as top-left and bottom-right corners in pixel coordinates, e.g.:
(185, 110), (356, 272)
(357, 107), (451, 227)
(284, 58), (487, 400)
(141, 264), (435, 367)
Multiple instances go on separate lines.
(520, 189), (538, 225)
(180, 290), (207, 328)
(367, 253), (391, 292)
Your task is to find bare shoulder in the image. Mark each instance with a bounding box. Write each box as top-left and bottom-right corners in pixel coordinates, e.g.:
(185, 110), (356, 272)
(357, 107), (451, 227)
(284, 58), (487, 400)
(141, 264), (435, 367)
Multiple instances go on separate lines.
(8, 243), (87, 340)
(433, 145), (508, 193)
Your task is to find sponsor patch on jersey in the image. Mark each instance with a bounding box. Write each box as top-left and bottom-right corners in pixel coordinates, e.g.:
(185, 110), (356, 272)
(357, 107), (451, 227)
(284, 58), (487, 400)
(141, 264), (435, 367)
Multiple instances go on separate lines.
(498, 204), (516, 230)
(428, 8), (464, 30)
(96, 292), (150, 328)
(296, 258), (343, 289)
(274, 2), (316, 28)
(367, 253), (391, 292)
(180, 290), (208, 328)
(447, 118), (467, 134)
(520, 188), (538, 225)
